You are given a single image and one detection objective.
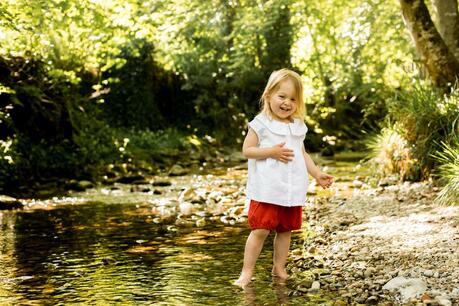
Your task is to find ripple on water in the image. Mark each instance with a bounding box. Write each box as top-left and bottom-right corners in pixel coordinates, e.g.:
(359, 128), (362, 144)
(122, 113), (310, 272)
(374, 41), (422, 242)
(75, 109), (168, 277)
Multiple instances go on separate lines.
(0, 156), (368, 305)
(0, 203), (340, 305)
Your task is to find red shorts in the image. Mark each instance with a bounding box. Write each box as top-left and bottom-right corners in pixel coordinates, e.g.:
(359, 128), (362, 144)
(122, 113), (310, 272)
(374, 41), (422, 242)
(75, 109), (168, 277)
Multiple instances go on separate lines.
(248, 200), (302, 233)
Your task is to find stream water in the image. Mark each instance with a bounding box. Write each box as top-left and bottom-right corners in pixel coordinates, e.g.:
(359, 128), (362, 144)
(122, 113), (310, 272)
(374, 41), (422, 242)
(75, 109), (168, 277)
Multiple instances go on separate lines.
(0, 153), (367, 305)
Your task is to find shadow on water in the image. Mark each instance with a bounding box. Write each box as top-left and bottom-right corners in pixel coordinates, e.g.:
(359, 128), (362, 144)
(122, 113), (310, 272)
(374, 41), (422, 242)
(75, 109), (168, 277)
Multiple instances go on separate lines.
(0, 203), (335, 305)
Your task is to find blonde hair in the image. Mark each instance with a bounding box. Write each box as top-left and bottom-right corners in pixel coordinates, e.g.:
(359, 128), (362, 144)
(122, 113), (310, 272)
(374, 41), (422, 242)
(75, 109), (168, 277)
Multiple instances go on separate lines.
(260, 68), (306, 121)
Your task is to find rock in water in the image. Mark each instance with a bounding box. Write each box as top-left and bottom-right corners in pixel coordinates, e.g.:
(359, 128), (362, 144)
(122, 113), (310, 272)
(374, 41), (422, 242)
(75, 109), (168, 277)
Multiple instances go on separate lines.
(0, 195), (24, 210)
(168, 164), (188, 176)
(179, 202), (193, 215)
(382, 276), (427, 302)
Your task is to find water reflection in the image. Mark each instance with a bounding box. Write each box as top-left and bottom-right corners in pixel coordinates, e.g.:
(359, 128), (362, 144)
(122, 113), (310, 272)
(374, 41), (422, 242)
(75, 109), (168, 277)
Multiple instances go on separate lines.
(0, 153), (367, 305)
(0, 203), (324, 305)
(242, 278), (291, 306)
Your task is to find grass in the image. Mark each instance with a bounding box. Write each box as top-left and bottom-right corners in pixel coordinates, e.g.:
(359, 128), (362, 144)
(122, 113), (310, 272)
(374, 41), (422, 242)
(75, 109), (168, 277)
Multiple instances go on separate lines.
(367, 124), (419, 181)
(434, 141), (459, 206)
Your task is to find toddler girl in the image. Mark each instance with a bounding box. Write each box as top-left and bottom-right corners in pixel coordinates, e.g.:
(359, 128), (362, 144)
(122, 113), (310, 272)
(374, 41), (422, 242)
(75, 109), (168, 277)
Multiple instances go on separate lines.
(234, 68), (333, 288)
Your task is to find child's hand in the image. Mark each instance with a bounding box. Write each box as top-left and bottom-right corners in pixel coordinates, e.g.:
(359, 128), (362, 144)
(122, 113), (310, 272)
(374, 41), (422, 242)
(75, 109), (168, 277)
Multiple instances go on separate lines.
(316, 172), (333, 189)
(270, 142), (294, 163)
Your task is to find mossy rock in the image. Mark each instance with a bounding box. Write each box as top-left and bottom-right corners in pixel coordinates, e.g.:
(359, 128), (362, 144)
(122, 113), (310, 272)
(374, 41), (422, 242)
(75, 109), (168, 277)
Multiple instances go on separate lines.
(168, 164), (188, 176)
(66, 180), (94, 191)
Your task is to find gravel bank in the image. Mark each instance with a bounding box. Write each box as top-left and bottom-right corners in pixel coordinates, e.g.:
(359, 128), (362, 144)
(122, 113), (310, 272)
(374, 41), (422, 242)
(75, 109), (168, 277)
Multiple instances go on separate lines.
(288, 182), (459, 305)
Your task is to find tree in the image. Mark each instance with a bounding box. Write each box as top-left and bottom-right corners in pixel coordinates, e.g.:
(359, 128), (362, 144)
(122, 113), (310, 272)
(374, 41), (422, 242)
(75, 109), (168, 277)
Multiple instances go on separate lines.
(432, 0), (459, 59)
(400, 0), (459, 89)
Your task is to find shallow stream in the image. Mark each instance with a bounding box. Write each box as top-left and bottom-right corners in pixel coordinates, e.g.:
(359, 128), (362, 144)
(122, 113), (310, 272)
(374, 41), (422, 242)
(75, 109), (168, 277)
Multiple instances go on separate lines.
(0, 153), (367, 305)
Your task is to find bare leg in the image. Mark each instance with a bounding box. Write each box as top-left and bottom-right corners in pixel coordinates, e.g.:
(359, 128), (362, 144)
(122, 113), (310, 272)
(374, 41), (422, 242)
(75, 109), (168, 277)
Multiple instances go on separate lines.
(272, 231), (291, 279)
(234, 229), (270, 288)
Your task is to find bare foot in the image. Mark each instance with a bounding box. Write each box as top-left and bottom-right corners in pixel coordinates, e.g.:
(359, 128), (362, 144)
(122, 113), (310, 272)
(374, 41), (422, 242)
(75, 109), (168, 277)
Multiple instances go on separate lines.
(272, 268), (288, 280)
(233, 275), (252, 289)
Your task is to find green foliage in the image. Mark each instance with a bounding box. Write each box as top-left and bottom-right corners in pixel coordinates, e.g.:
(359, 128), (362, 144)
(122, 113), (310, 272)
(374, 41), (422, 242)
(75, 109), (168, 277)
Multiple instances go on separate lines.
(386, 82), (459, 179)
(434, 141), (459, 206)
(291, 0), (414, 150)
(369, 80), (459, 181)
(101, 40), (163, 129)
(0, 0), (445, 188)
(2, 0), (415, 147)
(261, 0), (293, 70)
(118, 128), (201, 162)
(0, 138), (15, 187)
(151, 0), (298, 144)
(367, 124), (420, 181)
(0, 55), (74, 141)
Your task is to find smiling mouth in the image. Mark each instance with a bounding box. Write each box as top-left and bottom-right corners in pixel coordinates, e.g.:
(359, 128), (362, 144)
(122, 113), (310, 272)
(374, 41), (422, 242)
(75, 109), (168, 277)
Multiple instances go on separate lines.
(280, 106), (291, 111)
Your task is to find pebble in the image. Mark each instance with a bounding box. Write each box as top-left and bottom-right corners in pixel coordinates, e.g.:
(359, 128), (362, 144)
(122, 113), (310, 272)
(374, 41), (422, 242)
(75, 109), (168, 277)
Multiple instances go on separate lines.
(364, 267), (376, 278)
(424, 269), (434, 277)
(309, 281), (320, 292)
(365, 295), (379, 304)
(435, 295), (452, 306)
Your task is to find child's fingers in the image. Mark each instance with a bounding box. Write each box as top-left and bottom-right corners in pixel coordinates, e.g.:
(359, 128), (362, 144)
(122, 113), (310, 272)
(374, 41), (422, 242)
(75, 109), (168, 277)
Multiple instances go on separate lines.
(280, 155), (293, 163)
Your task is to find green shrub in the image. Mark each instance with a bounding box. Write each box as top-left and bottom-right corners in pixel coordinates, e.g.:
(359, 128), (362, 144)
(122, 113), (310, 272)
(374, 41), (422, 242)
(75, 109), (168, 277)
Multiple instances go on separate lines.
(367, 124), (420, 181)
(434, 141), (459, 206)
(385, 82), (459, 179)
(115, 128), (206, 162)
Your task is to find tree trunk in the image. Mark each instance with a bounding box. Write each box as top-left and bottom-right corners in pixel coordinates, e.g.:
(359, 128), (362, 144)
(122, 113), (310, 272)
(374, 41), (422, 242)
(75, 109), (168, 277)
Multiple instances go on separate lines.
(400, 0), (459, 88)
(432, 0), (459, 59)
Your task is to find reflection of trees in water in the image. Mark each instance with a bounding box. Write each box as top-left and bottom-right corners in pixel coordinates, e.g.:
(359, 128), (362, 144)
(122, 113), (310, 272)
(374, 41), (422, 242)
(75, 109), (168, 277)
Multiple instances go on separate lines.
(0, 212), (17, 273)
(3, 204), (170, 302)
(0, 212), (21, 302)
(0, 200), (333, 304)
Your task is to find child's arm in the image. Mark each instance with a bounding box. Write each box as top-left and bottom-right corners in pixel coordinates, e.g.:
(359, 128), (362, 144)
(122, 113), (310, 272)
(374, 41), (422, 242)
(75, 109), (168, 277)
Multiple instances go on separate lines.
(242, 128), (294, 163)
(302, 144), (333, 188)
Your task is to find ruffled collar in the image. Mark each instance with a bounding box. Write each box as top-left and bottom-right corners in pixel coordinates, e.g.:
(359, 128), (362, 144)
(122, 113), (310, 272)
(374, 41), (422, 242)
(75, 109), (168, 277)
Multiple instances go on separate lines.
(254, 113), (308, 136)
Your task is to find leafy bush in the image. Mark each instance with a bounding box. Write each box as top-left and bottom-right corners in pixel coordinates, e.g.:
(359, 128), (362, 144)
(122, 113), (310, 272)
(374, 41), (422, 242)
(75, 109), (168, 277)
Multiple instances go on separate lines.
(367, 124), (419, 181)
(120, 128), (185, 160)
(434, 141), (459, 206)
(0, 138), (16, 189)
(385, 82), (459, 179)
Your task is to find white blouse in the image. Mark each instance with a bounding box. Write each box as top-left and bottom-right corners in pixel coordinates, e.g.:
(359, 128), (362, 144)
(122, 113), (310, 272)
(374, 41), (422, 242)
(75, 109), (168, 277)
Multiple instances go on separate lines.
(246, 113), (309, 207)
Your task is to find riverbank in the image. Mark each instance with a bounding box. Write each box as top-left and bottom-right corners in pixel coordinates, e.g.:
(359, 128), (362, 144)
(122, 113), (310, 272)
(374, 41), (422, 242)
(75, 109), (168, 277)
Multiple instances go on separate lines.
(288, 181), (459, 305)
(1, 152), (457, 305)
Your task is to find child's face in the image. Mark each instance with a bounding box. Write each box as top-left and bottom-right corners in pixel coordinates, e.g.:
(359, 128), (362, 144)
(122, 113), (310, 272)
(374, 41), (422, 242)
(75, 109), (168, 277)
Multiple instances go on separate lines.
(268, 79), (298, 122)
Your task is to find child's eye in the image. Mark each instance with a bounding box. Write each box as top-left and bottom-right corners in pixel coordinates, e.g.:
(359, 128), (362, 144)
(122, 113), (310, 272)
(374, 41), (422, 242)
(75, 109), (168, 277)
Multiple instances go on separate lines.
(278, 95), (285, 98)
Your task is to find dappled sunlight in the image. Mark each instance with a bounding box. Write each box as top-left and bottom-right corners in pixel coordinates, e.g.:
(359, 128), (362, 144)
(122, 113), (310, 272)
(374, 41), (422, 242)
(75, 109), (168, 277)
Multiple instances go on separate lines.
(351, 207), (457, 250)
(175, 252), (213, 262)
(298, 179), (459, 304)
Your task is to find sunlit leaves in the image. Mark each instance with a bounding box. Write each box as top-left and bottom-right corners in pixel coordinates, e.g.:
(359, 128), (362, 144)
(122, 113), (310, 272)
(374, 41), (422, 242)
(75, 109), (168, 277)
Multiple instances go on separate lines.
(0, 0), (423, 149)
(288, 0), (416, 145)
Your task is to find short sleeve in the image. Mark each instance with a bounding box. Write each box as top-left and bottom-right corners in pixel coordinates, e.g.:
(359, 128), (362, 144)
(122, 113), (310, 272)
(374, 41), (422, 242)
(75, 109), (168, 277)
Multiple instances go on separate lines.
(291, 121), (308, 137)
(248, 117), (264, 137)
